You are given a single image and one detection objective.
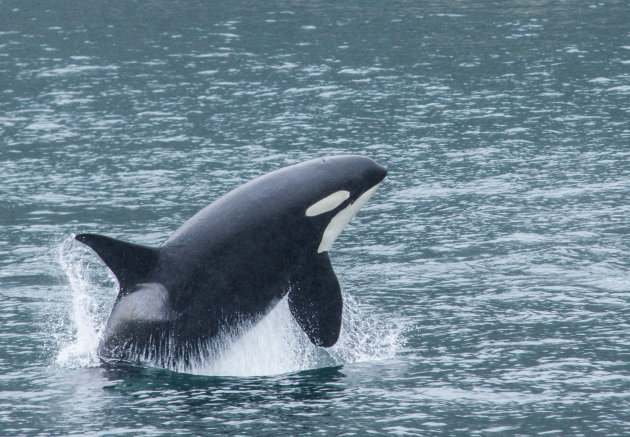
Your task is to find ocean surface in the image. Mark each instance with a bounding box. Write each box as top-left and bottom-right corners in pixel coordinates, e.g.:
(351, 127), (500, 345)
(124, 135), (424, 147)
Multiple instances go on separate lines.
(1, 0), (629, 435)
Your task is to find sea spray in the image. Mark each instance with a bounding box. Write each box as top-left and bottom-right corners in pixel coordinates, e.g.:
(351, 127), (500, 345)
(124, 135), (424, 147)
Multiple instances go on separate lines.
(54, 236), (403, 375)
(55, 236), (115, 368)
(191, 293), (404, 377)
(186, 299), (332, 376)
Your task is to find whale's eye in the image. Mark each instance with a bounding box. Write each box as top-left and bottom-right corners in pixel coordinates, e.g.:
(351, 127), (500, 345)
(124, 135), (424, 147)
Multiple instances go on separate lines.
(305, 190), (350, 217)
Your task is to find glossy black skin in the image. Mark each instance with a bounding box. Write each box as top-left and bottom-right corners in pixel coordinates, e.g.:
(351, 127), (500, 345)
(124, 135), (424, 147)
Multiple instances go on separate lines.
(80, 155), (387, 366)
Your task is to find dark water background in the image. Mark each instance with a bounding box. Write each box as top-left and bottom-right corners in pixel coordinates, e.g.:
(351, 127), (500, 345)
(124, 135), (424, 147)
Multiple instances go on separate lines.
(1, 0), (629, 435)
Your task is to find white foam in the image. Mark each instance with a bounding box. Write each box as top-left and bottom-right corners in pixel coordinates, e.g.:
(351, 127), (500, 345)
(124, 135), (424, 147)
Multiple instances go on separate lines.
(182, 293), (402, 377)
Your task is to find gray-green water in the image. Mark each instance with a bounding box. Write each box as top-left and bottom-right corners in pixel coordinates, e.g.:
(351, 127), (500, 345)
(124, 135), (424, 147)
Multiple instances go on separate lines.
(2, 0), (630, 435)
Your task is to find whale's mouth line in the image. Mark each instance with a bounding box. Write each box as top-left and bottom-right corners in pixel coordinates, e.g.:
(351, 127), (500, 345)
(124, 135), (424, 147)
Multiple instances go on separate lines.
(317, 182), (382, 253)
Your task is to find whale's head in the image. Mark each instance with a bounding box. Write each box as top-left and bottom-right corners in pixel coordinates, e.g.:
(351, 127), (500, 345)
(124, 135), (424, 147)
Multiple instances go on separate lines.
(273, 155), (386, 347)
(296, 155), (387, 253)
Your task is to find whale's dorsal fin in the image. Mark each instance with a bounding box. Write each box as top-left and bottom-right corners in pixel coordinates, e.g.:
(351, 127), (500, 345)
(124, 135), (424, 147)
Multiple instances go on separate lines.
(75, 233), (159, 296)
(288, 253), (343, 348)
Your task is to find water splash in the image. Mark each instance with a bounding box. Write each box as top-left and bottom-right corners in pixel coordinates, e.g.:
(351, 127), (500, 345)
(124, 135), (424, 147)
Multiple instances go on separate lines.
(54, 236), (403, 376)
(185, 293), (402, 377)
(54, 236), (115, 369)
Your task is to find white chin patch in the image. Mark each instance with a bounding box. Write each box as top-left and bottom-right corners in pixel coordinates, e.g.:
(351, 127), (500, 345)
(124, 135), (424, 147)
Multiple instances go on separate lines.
(317, 183), (381, 253)
(305, 190), (351, 217)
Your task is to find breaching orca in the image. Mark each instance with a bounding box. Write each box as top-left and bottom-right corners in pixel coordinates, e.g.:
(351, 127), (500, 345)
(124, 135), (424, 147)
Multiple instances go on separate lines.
(76, 155), (387, 366)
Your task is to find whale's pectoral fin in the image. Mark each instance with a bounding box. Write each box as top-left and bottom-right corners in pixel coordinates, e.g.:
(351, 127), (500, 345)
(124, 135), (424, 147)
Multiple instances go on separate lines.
(288, 254), (343, 348)
(75, 233), (159, 296)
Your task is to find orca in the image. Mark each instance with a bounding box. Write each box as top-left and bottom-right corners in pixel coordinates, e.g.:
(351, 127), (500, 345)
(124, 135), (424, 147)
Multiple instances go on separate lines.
(75, 155), (387, 367)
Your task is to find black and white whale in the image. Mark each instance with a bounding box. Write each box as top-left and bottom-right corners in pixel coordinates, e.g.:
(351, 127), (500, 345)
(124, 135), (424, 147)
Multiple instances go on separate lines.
(76, 155), (387, 367)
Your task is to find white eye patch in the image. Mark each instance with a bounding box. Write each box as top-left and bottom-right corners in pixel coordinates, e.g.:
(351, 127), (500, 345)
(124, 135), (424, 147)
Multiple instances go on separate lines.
(305, 190), (351, 217)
